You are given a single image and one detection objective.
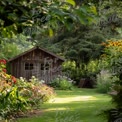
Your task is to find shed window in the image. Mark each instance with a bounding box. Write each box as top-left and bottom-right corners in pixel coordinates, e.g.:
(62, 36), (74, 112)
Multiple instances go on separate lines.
(25, 63), (34, 70)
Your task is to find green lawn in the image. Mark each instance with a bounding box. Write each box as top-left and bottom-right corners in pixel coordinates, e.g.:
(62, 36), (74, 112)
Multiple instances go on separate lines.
(18, 88), (112, 122)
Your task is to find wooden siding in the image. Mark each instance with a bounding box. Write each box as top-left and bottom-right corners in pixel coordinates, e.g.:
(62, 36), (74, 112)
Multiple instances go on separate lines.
(9, 48), (64, 83)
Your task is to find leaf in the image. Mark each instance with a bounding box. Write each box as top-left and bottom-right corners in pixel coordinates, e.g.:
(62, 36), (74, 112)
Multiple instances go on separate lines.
(74, 9), (87, 24)
(86, 16), (94, 24)
(68, 13), (77, 22)
(90, 6), (97, 15)
(50, 8), (66, 16)
(79, 7), (88, 14)
(49, 28), (53, 37)
(66, 0), (76, 7)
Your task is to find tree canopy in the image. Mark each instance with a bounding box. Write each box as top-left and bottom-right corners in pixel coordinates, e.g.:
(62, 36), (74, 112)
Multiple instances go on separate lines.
(0, 0), (97, 38)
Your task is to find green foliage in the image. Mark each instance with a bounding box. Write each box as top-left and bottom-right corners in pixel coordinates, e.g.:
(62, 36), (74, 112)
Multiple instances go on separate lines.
(62, 61), (84, 84)
(0, 43), (20, 60)
(37, 24), (105, 68)
(0, 0), (97, 38)
(64, 34), (104, 65)
(49, 75), (74, 90)
(0, 86), (29, 120)
(62, 60), (100, 85)
(96, 0), (122, 39)
(35, 0), (122, 74)
(0, 34), (33, 59)
(0, 61), (27, 120)
(0, 62), (55, 121)
(18, 77), (55, 104)
(74, 5), (97, 25)
(104, 86), (122, 121)
(86, 60), (100, 74)
(98, 40), (122, 121)
(95, 70), (119, 93)
(19, 88), (111, 122)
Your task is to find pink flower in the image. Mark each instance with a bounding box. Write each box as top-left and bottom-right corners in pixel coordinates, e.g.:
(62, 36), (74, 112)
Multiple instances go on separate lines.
(11, 76), (17, 84)
(0, 59), (6, 64)
(2, 69), (6, 73)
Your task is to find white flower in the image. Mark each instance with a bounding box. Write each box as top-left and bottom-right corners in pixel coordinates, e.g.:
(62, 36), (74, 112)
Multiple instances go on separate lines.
(40, 80), (45, 83)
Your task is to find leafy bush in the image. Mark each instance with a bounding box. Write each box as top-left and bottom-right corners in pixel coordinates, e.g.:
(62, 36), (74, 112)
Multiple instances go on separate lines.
(95, 70), (119, 93)
(62, 60), (100, 86)
(62, 61), (87, 85)
(18, 76), (55, 105)
(0, 60), (55, 121)
(0, 76), (55, 121)
(49, 75), (74, 90)
(100, 40), (122, 121)
(0, 59), (27, 120)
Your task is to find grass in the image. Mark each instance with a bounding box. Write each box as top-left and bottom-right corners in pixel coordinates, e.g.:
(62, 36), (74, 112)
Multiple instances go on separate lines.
(18, 88), (112, 122)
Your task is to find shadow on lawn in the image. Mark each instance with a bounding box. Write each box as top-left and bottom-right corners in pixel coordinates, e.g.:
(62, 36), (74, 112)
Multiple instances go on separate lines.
(18, 100), (110, 122)
(39, 97), (111, 122)
(55, 88), (110, 97)
(18, 89), (111, 122)
(40, 101), (110, 122)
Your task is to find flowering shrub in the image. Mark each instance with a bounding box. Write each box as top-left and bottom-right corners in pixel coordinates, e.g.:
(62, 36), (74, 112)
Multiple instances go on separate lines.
(0, 59), (6, 73)
(101, 40), (122, 61)
(49, 75), (74, 90)
(100, 40), (122, 74)
(102, 40), (122, 48)
(100, 40), (122, 121)
(0, 59), (22, 120)
(17, 77), (55, 106)
(95, 40), (122, 94)
(30, 83), (55, 103)
(95, 70), (119, 93)
(0, 59), (17, 85)
(0, 60), (55, 121)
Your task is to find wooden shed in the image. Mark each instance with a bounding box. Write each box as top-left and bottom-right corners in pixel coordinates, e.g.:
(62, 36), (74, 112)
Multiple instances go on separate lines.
(8, 46), (65, 83)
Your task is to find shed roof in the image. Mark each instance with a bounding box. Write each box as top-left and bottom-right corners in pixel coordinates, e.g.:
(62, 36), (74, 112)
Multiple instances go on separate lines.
(8, 46), (65, 62)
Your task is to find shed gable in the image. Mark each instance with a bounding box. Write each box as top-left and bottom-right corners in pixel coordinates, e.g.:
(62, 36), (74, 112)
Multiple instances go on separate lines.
(8, 46), (64, 83)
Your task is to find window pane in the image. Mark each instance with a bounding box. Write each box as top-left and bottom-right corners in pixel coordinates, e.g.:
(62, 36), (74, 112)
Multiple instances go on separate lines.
(30, 63), (33, 70)
(25, 63), (29, 70)
(25, 63), (34, 70)
(41, 64), (44, 70)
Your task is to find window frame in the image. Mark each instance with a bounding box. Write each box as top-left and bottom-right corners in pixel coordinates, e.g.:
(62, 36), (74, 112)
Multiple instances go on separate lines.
(24, 62), (34, 70)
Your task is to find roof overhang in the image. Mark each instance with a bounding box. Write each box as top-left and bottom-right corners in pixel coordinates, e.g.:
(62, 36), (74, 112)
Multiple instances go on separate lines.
(8, 46), (65, 62)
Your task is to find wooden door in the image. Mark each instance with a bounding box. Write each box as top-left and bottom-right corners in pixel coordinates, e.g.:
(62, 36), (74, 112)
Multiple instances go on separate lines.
(24, 62), (34, 80)
(40, 63), (51, 83)
(32, 61), (52, 83)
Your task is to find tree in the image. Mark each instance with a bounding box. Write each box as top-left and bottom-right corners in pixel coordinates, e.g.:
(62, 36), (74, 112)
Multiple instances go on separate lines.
(0, 34), (33, 59)
(37, 24), (105, 67)
(0, 0), (97, 38)
(35, 0), (122, 81)
(0, 0), (72, 35)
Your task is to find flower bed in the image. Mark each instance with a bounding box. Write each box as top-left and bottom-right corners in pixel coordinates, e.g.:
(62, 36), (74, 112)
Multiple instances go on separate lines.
(0, 59), (55, 121)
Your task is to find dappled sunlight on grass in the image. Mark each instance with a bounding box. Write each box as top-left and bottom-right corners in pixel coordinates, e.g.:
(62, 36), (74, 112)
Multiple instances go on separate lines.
(49, 95), (97, 103)
(19, 88), (112, 122)
(43, 107), (67, 112)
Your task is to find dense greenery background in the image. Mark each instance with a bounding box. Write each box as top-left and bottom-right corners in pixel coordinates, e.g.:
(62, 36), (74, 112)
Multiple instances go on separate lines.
(0, 0), (122, 121)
